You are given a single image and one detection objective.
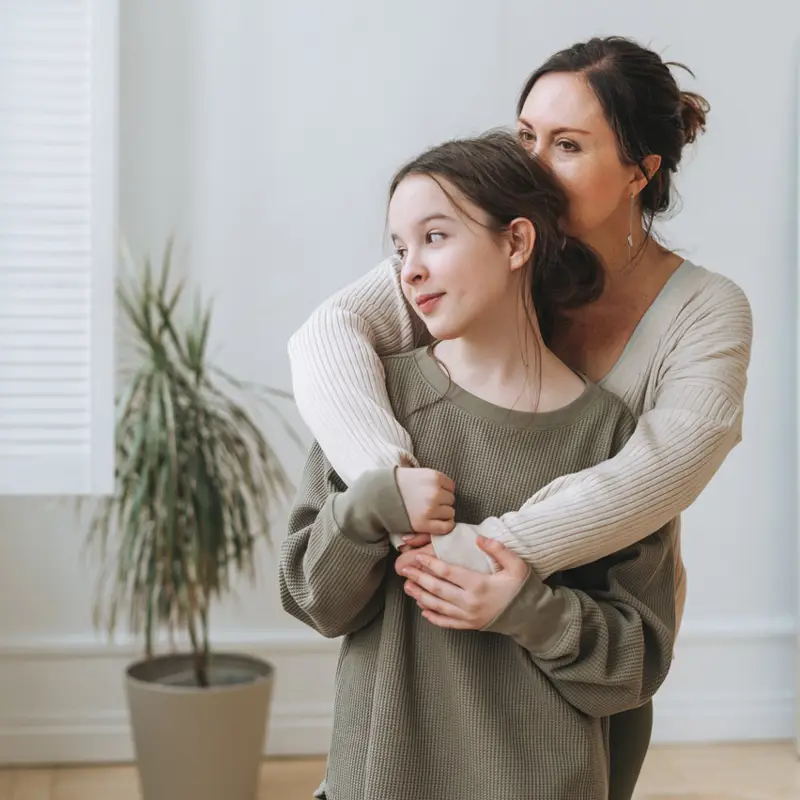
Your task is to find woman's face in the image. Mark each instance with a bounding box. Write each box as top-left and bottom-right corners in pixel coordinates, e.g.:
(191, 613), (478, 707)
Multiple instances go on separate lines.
(389, 175), (520, 342)
(516, 72), (637, 240)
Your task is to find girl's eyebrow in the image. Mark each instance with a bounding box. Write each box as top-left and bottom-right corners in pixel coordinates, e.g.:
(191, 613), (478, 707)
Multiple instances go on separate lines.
(391, 212), (456, 243)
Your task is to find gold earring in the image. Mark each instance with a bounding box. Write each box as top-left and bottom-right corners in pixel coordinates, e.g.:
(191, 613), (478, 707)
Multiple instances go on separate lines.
(627, 194), (635, 262)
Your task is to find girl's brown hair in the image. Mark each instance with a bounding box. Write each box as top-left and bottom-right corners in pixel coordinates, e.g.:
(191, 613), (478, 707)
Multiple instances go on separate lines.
(389, 130), (603, 345)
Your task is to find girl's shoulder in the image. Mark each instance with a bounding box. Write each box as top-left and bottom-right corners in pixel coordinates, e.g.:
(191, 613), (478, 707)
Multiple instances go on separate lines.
(380, 347), (441, 415)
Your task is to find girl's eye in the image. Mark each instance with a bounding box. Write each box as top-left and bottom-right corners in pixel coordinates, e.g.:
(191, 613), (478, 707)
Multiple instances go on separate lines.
(426, 231), (445, 244)
(393, 247), (407, 262)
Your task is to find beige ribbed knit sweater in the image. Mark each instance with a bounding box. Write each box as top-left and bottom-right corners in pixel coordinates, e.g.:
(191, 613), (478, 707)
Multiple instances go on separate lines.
(287, 258), (752, 626)
(279, 348), (676, 800)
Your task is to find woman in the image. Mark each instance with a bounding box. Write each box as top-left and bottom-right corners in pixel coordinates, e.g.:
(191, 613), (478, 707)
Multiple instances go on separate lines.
(287, 36), (752, 800)
(280, 131), (676, 800)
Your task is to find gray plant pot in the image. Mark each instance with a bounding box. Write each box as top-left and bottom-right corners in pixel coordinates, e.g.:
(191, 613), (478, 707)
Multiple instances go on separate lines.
(125, 653), (275, 800)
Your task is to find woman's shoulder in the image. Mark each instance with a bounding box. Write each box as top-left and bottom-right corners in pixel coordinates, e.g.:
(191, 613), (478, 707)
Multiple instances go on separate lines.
(672, 260), (752, 319)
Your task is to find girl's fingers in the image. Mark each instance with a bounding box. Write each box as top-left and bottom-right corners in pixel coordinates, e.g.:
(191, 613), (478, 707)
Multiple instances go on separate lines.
(437, 475), (456, 494)
(434, 504), (456, 521)
(436, 490), (456, 507)
(404, 581), (467, 620)
(421, 610), (472, 630)
(413, 552), (478, 590)
(400, 533), (431, 548)
(425, 519), (455, 536)
(402, 567), (463, 604)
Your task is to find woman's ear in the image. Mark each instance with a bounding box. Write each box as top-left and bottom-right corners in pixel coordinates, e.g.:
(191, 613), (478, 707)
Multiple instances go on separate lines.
(507, 218), (536, 271)
(631, 154), (662, 196)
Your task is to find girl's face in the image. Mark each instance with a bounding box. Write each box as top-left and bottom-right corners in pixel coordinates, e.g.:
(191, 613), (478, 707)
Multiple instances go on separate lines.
(389, 175), (521, 342)
(516, 72), (638, 240)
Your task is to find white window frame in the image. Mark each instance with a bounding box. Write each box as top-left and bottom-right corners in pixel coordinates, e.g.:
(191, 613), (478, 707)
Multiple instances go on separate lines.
(0, 0), (117, 495)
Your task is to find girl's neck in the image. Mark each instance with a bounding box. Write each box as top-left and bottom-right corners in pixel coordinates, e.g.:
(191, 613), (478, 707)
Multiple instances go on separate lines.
(433, 302), (586, 413)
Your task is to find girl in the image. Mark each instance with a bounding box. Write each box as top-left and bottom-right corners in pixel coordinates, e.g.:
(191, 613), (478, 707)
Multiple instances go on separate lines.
(287, 36), (753, 800)
(279, 131), (676, 800)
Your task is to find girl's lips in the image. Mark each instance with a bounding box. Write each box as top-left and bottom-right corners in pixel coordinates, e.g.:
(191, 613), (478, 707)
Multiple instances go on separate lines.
(416, 293), (445, 313)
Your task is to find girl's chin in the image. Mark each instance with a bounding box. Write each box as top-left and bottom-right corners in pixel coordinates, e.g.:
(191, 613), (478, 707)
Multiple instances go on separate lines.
(424, 322), (463, 342)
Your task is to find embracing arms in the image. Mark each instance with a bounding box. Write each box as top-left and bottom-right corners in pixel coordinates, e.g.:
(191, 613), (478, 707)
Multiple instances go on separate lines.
(288, 259), (752, 578)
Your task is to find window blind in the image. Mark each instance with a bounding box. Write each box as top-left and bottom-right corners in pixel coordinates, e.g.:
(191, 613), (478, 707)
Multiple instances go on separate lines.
(0, 0), (116, 494)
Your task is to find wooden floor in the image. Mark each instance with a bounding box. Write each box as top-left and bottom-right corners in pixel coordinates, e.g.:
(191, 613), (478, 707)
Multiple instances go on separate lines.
(0, 742), (797, 799)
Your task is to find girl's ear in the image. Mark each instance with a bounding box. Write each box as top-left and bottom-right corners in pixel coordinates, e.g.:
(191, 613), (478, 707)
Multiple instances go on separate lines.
(507, 218), (536, 271)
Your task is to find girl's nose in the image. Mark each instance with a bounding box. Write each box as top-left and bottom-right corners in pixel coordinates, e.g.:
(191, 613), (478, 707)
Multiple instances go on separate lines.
(400, 252), (427, 285)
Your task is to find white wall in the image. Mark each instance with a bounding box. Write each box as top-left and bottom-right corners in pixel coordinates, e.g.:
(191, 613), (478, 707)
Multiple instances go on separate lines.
(0, 0), (796, 764)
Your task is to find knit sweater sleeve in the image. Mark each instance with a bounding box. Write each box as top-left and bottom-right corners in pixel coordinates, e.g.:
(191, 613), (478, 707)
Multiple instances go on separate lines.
(470, 275), (753, 577)
(287, 258), (428, 483)
(484, 524), (676, 717)
(290, 268), (752, 578)
(278, 444), (410, 639)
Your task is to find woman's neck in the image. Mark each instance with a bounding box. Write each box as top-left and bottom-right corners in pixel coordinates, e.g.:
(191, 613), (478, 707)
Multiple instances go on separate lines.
(584, 222), (680, 295)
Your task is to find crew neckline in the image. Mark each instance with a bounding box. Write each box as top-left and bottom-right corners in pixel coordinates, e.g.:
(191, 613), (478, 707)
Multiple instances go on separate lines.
(412, 347), (603, 430)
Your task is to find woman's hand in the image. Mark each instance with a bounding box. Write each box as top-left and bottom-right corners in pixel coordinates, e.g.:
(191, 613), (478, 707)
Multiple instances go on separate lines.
(397, 536), (530, 630)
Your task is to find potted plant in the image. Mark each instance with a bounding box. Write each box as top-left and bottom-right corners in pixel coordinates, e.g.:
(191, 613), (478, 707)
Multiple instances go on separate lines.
(86, 241), (299, 800)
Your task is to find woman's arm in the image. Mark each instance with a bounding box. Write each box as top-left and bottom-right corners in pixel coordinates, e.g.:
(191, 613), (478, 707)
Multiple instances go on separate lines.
(278, 443), (410, 638)
(290, 264), (752, 579)
(287, 257), (428, 485)
(410, 276), (753, 578)
(451, 276), (753, 578)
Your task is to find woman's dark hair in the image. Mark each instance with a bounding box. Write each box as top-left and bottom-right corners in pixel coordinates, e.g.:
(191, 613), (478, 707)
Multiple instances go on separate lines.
(517, 36), (709, 228)
(388, 130), (603, 345)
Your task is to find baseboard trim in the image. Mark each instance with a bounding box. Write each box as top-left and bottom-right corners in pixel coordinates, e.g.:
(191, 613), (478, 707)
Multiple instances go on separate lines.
(0, 627), (340, 660)
(0, 617), (794, 764)
(0, 706), (332, 765)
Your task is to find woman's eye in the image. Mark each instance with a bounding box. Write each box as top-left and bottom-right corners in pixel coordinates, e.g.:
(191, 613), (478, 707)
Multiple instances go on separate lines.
(517, 129), (535, 143)
(426, 231), (446, 244)
(557, 139), (580, 152)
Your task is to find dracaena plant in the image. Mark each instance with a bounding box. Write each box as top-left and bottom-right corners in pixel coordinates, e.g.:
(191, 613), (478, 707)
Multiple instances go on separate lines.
(86, 240), (300, 686)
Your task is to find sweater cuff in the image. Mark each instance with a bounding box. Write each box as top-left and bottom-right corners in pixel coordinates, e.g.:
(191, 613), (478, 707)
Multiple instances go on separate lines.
(431, 523), (496, 574)
(483, 569), (577, 656)
(332, 468), (412, 544)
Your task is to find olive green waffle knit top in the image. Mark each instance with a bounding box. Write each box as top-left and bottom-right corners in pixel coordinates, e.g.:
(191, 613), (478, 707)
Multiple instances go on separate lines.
(279, 348), (677, 800)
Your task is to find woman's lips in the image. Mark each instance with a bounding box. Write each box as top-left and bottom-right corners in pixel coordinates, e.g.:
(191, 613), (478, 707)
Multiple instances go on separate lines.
(416, 293), (445, 313)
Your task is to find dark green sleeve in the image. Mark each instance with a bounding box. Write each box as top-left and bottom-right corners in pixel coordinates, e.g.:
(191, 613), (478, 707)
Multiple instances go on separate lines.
(483, 526), (676, 717)
(278, 443), (410, 638)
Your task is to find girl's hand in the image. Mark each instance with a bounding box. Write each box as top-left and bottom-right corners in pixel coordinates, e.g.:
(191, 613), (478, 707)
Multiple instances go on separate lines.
(394, 467), (456, 537)
(398, 532), (431, 552)
(398, 536), (530, 630)
(395, 543), (436, 574)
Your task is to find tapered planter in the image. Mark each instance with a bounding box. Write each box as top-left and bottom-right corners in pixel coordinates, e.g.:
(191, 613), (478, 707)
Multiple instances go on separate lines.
(126, 653), (275, 800)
